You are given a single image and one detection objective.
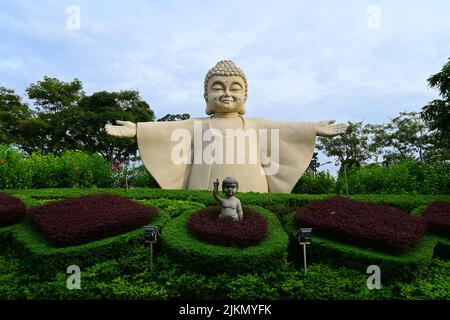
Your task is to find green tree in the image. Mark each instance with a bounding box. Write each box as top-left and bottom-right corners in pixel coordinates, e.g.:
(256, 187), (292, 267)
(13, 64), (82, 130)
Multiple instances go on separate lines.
(317, 122), (375, 168)
(25, 77), (85, 154)
(0, 87), (32, 145)
(157, 113), (191, 121)
(368, 112), (432, 165)
(421, 57), (450, 160)
(62, 90), (155, 163)
(24, 77), (155, 161)
(26, 76), (84, 113)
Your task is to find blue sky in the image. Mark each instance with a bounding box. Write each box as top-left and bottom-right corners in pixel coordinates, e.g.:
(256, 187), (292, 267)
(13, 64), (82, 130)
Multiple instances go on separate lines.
(1, 0), (449, 173)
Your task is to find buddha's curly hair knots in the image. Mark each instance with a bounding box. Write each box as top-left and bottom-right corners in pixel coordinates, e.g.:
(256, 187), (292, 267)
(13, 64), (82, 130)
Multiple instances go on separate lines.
(204, 60), (248, 103)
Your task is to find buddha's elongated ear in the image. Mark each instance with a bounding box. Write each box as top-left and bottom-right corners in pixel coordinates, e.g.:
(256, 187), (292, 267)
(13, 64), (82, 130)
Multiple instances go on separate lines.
(205, 93), (214, 115)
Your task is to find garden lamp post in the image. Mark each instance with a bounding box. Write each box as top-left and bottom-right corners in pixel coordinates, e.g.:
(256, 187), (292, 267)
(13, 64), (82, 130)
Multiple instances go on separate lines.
(144, 225), (160, 271)
(315, 161), (332, 177)
(296, 228), (313, 276)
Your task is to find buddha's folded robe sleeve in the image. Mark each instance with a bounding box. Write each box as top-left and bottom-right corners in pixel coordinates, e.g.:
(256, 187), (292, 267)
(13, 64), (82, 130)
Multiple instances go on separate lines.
(253, 119), (316, 193)
(137, 119), (194, 189)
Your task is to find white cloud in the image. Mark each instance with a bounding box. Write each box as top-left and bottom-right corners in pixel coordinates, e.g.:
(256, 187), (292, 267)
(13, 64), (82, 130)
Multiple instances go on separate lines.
(0, 0), (448, 123)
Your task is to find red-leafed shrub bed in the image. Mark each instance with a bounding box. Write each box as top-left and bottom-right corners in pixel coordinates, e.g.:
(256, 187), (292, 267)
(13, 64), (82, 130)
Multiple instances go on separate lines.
(28, 193), (158, 247)
(187, 206), (268, 247)
(294, 196), (425, 254)
(0, 192), (26, 227)
(422, 200), (450, 237)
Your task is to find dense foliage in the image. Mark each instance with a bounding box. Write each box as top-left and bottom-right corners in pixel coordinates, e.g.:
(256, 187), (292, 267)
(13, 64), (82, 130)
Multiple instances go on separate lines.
(336, 159), (450, 194)
(292, 171), (336, 194)
(187, 206), (268, 247)
(0, 192), (26, 227)
(0, 188), (449, 299)
(294, 196), (426, 253)
(421, 57), (450, 161)
(422, 200), (450, 237)
(0, 145), (112, 189)
(28, 193), (158, 246)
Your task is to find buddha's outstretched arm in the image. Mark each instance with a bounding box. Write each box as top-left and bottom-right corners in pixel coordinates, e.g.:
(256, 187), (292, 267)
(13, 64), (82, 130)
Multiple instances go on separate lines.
(315, 120), (348, 137)
(105, 120), (136, 138)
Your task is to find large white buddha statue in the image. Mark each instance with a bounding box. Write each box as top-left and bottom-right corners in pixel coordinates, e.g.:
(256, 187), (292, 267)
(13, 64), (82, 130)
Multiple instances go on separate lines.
(105, 60), (347, 193)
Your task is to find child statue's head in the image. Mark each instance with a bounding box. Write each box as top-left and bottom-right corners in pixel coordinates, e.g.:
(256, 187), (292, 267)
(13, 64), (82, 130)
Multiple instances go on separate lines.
(204, 60), (247, 116)
(222, 176), (239, 197)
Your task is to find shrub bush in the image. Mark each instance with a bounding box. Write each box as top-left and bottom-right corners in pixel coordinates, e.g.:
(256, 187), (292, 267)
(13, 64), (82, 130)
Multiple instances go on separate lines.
(28, 193), (158, 246)
(187, 206), (268, 247)
(0, 192), (26, 227)
(127, 165), (160, 188)
(294, 196), (426, 253)
(0, 144), (32, 189)
(0, 145), (112, 189)
(292, 171), (336, 194)
(336, 159), (450, 194)
(35, 150), (111, 188)
(422, 200), (450, 237)
(163, 205), (289, 274)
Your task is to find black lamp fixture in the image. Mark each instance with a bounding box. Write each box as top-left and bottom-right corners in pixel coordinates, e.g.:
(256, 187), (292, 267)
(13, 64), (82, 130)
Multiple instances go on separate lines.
(143, 225), (160, 271)
(144, 225), (160, 244)
(296, 227), (312, 245)
(295, 227), (313, 276)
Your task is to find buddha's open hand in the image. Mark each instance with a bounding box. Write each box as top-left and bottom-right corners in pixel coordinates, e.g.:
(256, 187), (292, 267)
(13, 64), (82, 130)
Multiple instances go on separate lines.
(105, 120), (136, 138)
(315, 120), (348, 137)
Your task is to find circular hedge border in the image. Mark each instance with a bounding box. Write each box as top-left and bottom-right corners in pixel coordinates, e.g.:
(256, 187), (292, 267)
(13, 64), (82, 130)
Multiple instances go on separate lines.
(187, 206), (268, 247)
(162, 205), (289, 273)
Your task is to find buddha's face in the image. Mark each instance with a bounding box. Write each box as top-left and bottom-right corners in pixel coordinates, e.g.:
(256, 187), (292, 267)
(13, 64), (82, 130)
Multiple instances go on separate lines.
(223, 183), (238, 197)
(205, 75), (246, 114)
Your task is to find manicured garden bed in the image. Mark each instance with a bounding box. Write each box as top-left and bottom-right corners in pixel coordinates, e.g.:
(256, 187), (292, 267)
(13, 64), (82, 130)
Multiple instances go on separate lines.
(187, 206), (268, 247)
(1, 188), (449, 297)
(284, 213), (437, 282)
(27, 193), (158, 247)
(294, 196), (425, 254)
(0, 197), (204, 278)
(163, 205), (289, 273)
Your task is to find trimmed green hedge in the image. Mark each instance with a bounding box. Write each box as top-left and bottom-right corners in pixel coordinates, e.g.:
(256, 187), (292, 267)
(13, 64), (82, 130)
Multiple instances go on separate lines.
(6, 188), (450, 217)
(2, 188), (448, 278)
(0, 198), (203, 278)
(348, 194), (450, 213)
(283, 213), (438, 282)
(5, 222), (144, 278)
(162, 205), (289, 274)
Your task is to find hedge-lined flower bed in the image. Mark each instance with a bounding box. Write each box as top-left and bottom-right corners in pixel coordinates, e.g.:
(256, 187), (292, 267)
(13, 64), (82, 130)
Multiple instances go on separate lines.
(187, 206), (267, 247)
(163, 205), (289, 274)
(422, 200), (450, 237)
(294, 196), (425, 254)
(28, 193), (158, 247)
(0, 192), (26, 227)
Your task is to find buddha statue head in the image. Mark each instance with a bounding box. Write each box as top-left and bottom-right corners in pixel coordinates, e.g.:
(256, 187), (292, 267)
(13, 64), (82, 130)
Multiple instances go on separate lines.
(204, 60), (248, 116)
